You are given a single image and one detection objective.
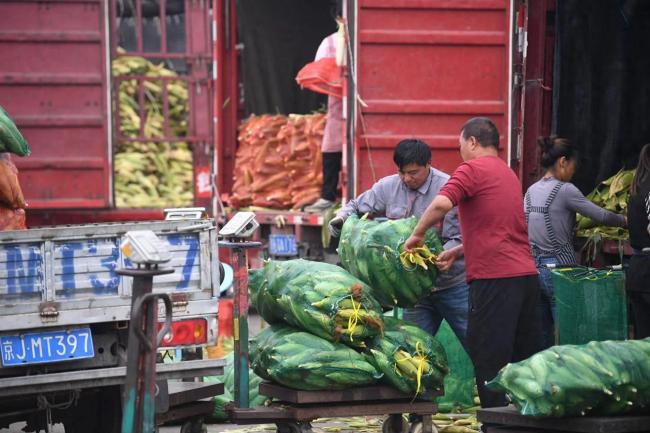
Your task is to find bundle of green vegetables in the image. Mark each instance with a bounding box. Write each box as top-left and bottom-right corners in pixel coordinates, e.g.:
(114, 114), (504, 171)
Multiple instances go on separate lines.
(367, 317), (448, 396)
(576, 168), (634, 242)
(487, 338), (650, 417)
(338, 215), (444, 307)
(249, 259), (384, 348)
(250, 324), (381, 390)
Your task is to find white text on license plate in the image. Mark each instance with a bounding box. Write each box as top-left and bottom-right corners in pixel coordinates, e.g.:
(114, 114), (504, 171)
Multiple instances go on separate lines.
(0, 328), (94, 367)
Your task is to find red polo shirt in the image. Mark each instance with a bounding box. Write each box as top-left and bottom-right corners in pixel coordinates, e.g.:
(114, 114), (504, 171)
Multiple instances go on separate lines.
(439, 156), (537, 282)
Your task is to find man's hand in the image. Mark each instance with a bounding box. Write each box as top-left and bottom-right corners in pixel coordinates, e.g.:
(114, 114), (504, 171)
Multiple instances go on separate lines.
(435, 245), (463, 272)
(328, 216), (345, 238)
(404, 233), (425, 252)
(435, 250), (457, 272)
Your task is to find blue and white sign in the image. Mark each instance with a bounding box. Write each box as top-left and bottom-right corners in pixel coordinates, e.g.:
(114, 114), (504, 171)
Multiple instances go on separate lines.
(269, 234), (298, 256)
(1, 328), (94, 367)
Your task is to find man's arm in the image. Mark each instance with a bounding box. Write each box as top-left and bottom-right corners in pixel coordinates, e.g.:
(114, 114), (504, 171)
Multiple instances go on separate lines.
(330, 181), (388, 237)
(337, 182), (388, 220)
(404, 194), (454, 251)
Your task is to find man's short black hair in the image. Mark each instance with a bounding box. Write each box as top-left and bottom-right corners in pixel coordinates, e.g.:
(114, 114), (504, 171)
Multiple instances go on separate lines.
(393, 139), (432, 169)
(461, 117), (500, 149)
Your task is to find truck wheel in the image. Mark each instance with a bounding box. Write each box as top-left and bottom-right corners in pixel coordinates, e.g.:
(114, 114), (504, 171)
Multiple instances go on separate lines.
(180, 418), (207, 433)
(382, 415), (408, 433)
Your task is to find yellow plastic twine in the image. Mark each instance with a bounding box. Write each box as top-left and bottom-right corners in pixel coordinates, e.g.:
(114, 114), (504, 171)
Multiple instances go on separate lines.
(395, 342), (428, 397)
(347, 298), (363, 342)
(399, 246), (437, 270)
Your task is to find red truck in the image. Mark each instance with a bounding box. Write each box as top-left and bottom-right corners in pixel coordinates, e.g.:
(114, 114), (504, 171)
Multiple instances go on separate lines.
(0, 0), (556, 259)
(3, 0), (642, 259)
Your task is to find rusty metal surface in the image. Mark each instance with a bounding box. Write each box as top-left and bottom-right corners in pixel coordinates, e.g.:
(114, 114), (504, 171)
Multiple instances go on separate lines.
(155, 400), (215, 425)
(167, 382), (224, 408)
(478, 406), (650, 433)
(258, 383), (441, 404)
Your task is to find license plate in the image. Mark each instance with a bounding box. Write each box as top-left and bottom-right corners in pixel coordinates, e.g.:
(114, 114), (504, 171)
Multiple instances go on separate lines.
(269, 234), (298, 256)
(0, 328), (94, 367)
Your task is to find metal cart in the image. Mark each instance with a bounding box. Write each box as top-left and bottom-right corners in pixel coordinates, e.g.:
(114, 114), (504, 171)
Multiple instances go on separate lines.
(478, 405), (650, 433)
(219, 219), (442, 433)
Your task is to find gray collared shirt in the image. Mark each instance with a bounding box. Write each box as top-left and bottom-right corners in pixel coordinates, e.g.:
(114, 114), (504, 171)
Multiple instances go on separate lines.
(337, 167), (466, 290)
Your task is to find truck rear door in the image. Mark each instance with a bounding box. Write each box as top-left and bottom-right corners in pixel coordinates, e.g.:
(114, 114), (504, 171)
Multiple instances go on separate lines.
(0, 0), (111, 208)
(350, 0), (513, 195)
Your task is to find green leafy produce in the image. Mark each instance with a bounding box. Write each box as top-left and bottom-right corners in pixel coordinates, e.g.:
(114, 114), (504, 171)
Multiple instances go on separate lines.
(338, 215), (444, 307)
(249, 259), (384, 348)
(366, 317), (448, 396)
(487, 338), (650, 417)
(0, 105), (30, 156)
(576, 169), (633, 239)
(250, 324), (381, 390)
(205, 353), (266, 421)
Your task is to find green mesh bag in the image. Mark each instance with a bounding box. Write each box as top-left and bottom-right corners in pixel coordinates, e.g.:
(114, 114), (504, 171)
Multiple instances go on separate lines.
(338, 215), (444, 307)
(433, 320), (476, 410)
(366, 317), (448, 396)
(551, 268), (627, 345)
(249, 259), (384, 348)
(250, 324), (381, 390)
(487, 338), (650, 417)
(204, 353), (266, 421)
(0, 105), (31, 156)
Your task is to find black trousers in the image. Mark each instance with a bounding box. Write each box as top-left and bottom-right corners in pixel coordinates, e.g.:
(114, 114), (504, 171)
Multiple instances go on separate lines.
(627, 255), (650, 339)
(321, 152), (342, 201)
(629, 291), (650, 339)
(467, 275), (543, 408)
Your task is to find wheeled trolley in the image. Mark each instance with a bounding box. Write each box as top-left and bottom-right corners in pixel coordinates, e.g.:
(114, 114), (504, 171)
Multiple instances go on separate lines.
(229, 382), (442, 433)
(478, 405), (650, 433)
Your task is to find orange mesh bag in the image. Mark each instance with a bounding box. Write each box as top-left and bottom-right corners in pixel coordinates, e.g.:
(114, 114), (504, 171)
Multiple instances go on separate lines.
(0, 157), (26, 209)
(0, 207), (26, 231)
(296, 58), (342, 98)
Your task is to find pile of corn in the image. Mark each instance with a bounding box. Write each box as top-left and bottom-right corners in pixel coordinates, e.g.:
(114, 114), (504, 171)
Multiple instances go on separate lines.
(112, 54), (193, 208)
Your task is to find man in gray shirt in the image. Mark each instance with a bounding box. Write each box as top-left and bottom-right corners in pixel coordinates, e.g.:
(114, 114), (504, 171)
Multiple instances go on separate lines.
(329, 139), (469, 350)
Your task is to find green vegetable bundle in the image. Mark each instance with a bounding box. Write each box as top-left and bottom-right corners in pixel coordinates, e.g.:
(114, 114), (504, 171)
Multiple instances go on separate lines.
(576, 168), (633, 241)
(250, 324), (381, 390)
(338, 215), (444, 307)
(367, 317), (448, 396)
(487, 338), (650, 417)
(205, 353), (266, 421)
(0, 106), (30, 156)
(249, 259), (384, 348)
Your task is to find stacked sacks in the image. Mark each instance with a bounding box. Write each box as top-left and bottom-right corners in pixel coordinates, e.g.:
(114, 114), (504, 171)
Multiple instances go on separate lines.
(250, 324), (381, 391)
(0, 108), (29, 231)
(281, 114), (325, 210)
(249, 259), (384, 348)
(0, 155), (27, 231)
(112, 54), (194, 208)
(487, 338), (650, 417)
(367, 317), (448, 396)
(230, 113), (325, 209)
(339, 215), (444, 307)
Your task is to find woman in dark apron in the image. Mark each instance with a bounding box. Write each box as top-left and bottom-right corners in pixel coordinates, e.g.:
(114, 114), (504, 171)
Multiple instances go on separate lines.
(524, 137), (626, 348)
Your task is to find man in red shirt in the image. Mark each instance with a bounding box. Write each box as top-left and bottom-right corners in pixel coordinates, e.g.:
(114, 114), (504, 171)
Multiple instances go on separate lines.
(405, 117), (542, 408)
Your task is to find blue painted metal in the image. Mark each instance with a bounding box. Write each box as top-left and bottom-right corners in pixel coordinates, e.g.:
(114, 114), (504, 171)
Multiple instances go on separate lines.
(0, 243), (44, 300)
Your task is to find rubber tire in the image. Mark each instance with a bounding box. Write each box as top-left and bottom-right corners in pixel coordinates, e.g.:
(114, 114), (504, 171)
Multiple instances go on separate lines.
(180, 419), (208, 433)
(277, 422), (314, 433)
(382, 415), (409, 433)
(409, 421), (438, 433)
